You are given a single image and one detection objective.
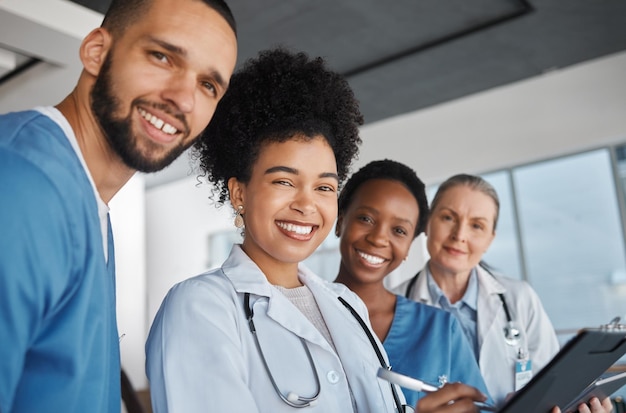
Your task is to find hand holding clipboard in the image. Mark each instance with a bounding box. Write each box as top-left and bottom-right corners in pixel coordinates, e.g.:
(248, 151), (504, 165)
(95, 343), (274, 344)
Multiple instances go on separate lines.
(499, 318), (626, 413)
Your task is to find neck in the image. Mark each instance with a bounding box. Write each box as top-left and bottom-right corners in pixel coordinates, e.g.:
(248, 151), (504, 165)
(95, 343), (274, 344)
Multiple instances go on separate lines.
(334, 266), (396, 341)
(427, 261), (471, 304)
(56, 81), (135, 204)
(241, 244), (302, 288)
(337, 275), (391, 306)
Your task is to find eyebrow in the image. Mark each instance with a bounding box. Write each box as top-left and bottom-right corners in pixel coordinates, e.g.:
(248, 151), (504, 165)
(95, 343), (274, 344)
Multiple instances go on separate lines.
(265, 166), (339, 181)
(440, 207), (489, 222)
(148, 36), (228, 91)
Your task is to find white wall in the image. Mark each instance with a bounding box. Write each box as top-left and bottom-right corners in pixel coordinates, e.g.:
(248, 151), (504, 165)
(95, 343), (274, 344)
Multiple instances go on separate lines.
(109, 175), (148, 390)
(145, 177), (234, 322)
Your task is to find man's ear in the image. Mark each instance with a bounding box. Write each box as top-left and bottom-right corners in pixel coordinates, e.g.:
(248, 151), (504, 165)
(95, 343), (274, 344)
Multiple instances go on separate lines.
(79, 28), (112, 76)
(228, 177), (245, 209)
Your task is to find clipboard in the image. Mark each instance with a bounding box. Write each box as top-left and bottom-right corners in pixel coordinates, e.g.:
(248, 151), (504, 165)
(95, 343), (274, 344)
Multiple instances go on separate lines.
(497, 324), (626, 413)
(561, 371), (626, 413)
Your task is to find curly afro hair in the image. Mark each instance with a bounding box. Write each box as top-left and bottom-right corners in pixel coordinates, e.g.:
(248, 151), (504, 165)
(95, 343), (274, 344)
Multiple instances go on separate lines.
(338, 159), (430, 238)
(192, 47), (363, 205)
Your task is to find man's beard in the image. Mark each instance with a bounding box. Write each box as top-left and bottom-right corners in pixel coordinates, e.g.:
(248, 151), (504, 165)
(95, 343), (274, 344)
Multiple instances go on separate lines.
(90, 53), (194, 173)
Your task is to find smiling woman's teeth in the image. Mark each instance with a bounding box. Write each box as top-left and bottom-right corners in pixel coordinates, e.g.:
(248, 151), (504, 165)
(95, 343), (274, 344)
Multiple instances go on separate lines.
(358, 251), (385, 265)
(138, 108), (177, 135)
(277, 222), (313, 235)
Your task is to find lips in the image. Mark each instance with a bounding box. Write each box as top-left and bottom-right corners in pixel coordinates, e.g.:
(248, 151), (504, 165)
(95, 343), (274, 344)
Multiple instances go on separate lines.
(137, 107), (183, 143)
(444, 245), (466, 255)
(275, 221), (320, 242)
(357, 249), (386, 266)
(276, 221), (314, 235)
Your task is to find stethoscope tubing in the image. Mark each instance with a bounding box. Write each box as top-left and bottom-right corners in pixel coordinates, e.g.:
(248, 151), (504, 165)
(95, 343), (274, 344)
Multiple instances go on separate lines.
(404, 265), (513, 324)
(404, 265), (521, 347)
(244, 292), (321, 408)
(243, 292), (407, 412)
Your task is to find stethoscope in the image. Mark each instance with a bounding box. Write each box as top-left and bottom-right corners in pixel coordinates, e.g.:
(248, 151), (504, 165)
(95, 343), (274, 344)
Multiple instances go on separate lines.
(403, 264), (521, 347)
(243, 292), (409, 412)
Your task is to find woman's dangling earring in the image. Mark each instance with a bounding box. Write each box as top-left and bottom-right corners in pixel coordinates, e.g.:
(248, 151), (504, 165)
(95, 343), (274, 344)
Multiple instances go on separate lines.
(234, 205), (245, 228)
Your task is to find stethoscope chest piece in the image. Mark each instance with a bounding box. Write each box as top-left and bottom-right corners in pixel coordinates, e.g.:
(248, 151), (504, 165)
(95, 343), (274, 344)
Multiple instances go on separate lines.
(503, 321), (521, 346)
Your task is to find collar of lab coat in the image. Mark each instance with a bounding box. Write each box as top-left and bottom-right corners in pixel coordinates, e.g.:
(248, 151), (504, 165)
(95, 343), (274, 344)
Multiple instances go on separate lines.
(221, 244), (352, 298)
(412, 262), (507, 301)
(412, 263), (511, 353)
(220, 244), (367, 351)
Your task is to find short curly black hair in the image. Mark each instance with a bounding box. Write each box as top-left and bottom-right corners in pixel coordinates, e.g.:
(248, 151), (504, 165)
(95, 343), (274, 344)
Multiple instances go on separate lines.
(102, 0), (236, 38)
(192, 47), (363, 205)
(337, 159), (429, 238)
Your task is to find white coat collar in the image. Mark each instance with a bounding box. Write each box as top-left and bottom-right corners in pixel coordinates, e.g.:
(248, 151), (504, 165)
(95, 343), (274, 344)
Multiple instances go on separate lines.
(220, 244), (356, 350)
(221, 245), (271, 292)
(411, 262), (507, 300)
(221, 244), (351, 297)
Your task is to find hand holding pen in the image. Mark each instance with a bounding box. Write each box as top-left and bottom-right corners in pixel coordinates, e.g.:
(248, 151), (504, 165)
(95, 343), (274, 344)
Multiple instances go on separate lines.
(415, 382), (493, 412)
(377, 368), (496, 412)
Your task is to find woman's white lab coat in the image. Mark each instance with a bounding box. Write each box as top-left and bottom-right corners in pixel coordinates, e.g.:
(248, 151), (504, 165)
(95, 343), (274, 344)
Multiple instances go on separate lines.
(146, 245), (403, 412)
(393, 264), (559, 406)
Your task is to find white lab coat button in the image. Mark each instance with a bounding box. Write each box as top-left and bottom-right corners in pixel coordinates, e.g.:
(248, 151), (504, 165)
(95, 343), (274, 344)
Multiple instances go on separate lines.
(326, 370), (340, 384)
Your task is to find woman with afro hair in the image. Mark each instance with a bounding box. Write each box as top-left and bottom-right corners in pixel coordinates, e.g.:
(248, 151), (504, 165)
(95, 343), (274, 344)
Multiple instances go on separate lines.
(146, 48), (427, 412)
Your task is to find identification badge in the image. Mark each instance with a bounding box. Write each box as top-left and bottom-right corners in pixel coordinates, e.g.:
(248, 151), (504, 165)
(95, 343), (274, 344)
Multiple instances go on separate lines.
(514, 358), (532, 391)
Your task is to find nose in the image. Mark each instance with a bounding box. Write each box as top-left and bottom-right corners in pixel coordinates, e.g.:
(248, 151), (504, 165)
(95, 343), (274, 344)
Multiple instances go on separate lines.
(290, 190), (316, 215)
(162, 72), (196, 114)
(451, 222), (467, 242)
(365, 225), (389, 247)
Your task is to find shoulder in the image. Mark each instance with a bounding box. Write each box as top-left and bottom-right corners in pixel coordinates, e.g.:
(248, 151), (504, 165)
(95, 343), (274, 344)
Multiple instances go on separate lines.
(491, 274), (539, 299)
(0, 109), (42, 130)
(483, 272), (547, 318)
(388, 271), (421, 295)
(477, 266), (536, 296)
(165, 268), (237, 307)
(1, 111), (88, 206)
(1, 110), (68, 154)
(395, 294), (456, 326)
(150, 268), (244, 338)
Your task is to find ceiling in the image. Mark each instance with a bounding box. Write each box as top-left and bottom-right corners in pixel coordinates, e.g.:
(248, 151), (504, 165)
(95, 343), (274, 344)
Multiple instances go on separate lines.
(5, 0), (621, 187)
(68, 0), (626, 125)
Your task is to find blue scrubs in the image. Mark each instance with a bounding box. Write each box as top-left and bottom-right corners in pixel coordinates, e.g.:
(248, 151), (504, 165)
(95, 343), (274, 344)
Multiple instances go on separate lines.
(0, 110), (120, 412)
(383, 295), (492, 407)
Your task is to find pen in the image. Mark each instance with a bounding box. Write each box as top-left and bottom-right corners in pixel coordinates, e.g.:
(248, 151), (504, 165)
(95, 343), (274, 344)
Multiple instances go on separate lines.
(377, 368), (499, 412)
(377, 367), (439, 392)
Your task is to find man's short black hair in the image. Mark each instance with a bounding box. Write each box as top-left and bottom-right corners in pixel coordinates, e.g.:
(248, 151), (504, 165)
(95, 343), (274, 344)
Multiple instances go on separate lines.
(101, 0), (236, 37)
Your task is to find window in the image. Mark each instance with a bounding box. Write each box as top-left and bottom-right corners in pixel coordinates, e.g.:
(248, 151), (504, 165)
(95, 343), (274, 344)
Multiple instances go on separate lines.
(480, 171), (523, 280)
(513, 149), (626, 339)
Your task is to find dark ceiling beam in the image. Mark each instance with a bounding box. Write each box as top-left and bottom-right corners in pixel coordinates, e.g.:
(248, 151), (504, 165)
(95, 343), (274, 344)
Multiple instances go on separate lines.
(343, 0), (534, 78)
